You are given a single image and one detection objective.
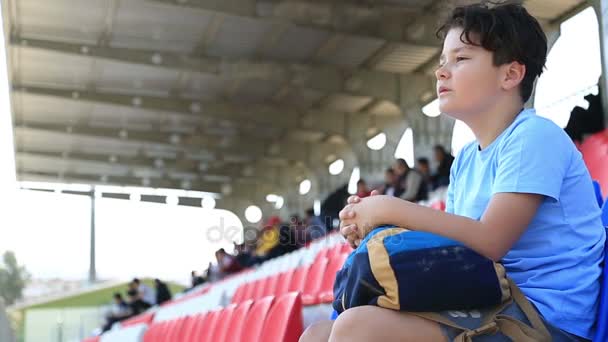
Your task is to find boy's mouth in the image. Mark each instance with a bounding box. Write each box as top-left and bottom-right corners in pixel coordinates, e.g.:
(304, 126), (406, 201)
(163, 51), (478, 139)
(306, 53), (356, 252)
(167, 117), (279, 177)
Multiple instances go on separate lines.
(438, 86), (451, 95)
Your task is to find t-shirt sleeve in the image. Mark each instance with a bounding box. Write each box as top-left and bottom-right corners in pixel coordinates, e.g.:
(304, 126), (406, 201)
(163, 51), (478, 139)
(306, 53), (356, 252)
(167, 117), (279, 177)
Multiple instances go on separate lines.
(492, 119), (571, 201)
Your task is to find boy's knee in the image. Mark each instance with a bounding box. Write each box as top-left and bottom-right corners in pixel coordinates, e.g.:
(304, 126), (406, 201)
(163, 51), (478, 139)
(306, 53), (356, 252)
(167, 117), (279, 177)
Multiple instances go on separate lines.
(330, 307), (373, 341)
(299, 320), (333, 342)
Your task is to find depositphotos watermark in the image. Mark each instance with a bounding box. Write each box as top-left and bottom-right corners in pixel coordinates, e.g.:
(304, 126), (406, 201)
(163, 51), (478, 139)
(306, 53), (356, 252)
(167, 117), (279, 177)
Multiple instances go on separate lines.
(204, 216), (337, 246)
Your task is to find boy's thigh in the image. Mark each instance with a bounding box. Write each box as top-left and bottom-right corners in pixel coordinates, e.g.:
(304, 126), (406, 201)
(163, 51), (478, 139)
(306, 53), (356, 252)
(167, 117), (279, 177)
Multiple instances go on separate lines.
(331, 306), (447, 342)
(299, 320), (333, 342)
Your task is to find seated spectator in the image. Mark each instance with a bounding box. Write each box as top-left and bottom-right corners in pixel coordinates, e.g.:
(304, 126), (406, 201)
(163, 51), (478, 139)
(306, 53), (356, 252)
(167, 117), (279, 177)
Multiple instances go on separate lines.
(255, 216), (281, 257)
(305, 208), (327, 241)
(131, 278), (155, 306)
(215, 248), (242, 275)
(381, 168), (403, 197)
(101, 293), (132, 332)
(154, 279), (172, 305)
(432, 145), (454, 188)
(356, 179), (371, 198)
(234, 243), (256, 268)
(126, 288), (151, 316)
(393, 158), (427, 202)
(416, 157), (433, 193)
(190, 271), (206, 289)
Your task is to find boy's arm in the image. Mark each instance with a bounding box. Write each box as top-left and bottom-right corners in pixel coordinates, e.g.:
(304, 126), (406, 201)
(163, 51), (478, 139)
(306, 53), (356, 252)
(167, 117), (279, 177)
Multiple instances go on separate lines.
(342, 193), (542, 261)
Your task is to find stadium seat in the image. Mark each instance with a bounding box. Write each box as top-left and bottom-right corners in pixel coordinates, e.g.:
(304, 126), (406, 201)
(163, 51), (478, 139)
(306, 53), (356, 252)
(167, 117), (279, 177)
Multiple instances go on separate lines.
(261, 273), (280, 297)
(239, 296), (275, 342)
(594, 226), (608, 342)
(181, 312), (208, 342)
(275, 271), (294, 296)
(260, 293), (304, 342)
(326, 244), (343, 260)
(195, 309), (221, 342)
(211, 304), (237, 342)
(593, 180), (604, 208)
(340, 242), (353, 254)
(301, 257), (329, 305)
(431, 200), (446, 211)
(317, 253), (349, 304)
(172, 316), (193, 342)
(252, 277), (269, 300)
(82, 337), (100, 342)
(288, 265), (310, 292)
(120, 311), (154, 327)
(314, 248), (329, 264)
(231, 281), (251, 304)
(225, 300), (254, 342)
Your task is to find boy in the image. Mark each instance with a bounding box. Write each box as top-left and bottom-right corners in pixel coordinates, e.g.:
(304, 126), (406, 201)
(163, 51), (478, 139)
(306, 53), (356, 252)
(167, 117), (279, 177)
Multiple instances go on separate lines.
(299, 2), (605, 341)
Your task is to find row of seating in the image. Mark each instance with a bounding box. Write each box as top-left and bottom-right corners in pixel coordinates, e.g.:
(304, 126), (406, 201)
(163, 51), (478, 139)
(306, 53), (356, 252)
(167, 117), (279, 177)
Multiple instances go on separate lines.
(142, 293), (303, 342)
(231, 251), (349, 306)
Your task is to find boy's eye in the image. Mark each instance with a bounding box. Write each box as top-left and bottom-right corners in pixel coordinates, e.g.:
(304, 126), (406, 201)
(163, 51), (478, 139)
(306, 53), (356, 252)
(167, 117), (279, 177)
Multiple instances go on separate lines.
(456, 56), (469, 62)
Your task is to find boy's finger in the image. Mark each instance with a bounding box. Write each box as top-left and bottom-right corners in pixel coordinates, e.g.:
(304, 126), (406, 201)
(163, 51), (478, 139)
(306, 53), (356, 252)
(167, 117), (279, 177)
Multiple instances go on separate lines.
(347, 196), (361, 204)
(370, 190), (380, 196)
(339, 209), (355, 220)
(354, 238), (362, 247)
(340, 224), (358, 237)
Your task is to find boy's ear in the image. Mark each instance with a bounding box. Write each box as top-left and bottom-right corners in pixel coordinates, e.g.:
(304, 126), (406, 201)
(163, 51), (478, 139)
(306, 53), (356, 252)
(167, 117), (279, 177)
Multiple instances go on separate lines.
(501, 61), (526, 91)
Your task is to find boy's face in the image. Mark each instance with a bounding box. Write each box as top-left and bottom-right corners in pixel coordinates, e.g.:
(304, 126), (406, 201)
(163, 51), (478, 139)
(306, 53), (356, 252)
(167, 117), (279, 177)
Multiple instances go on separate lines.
(436, 28), (503, 120)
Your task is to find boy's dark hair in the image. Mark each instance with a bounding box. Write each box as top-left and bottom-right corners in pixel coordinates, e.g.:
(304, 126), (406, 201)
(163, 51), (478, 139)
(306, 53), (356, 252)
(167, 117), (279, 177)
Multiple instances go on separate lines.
(437, 1), (547, 103)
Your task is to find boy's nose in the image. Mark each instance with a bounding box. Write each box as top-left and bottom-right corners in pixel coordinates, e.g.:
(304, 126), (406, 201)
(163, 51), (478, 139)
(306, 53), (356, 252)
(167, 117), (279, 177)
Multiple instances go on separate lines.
(435, 65), (449, 80)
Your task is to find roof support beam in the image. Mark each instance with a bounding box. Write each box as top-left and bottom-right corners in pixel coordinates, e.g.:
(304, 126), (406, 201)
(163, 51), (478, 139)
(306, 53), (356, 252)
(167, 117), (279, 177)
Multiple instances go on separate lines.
(12, 36), (419, 103)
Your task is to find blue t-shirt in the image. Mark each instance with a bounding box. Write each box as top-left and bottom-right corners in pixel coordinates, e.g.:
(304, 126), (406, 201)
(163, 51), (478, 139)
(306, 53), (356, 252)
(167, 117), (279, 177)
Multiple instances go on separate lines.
(446, 108), (605, 339)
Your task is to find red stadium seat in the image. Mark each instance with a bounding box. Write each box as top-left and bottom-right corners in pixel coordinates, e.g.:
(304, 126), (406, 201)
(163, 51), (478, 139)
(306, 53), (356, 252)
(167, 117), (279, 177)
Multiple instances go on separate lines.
(211, 304), (237, 342)
(225, 300), (254, 342)
(173, 316), (193, 342)
(231, 281), (251, 304)
(314, 248), (329, 263)
(340, 243), (353, 254)
(318, 253), (349, 304)
(253, 278), (269, 300)
(239, 296), (275, 342)
(275, 271), (294, 296)
(184, 312), (208, 342)
(163, 317), (185, 342)
(143, 320), (166, 342)
(120, 311), (154, 327)
(326, 244), (343, 260)
(82, 336), (100, 342)
(301, 257), (329, 305)
(261, 273), (280, 297)
(431, 200), (446, 211)
(288, 265), (310, 292)
(260, 293), (304, 342)
(197, 309), (221, 342)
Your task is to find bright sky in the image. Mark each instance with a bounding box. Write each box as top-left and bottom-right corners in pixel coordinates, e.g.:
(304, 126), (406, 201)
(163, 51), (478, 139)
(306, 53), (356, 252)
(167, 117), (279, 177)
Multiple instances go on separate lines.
(0, 7), (603, 284)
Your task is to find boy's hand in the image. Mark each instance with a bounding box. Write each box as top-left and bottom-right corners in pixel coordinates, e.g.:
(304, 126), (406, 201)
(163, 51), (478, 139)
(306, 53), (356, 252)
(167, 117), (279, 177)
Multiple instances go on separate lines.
(339, 190), (381, 248)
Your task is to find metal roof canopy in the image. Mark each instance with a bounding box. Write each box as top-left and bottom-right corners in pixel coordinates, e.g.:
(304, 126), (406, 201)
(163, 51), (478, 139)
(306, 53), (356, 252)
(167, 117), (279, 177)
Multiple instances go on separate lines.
(3, 0), (589, 216)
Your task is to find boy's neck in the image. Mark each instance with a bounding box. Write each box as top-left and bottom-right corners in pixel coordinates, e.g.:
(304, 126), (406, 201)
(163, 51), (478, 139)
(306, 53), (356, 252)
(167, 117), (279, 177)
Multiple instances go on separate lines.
(466, 97), (525, 150)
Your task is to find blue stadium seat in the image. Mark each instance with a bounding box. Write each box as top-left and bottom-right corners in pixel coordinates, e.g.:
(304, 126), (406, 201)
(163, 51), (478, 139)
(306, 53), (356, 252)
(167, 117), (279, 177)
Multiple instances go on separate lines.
(593, 180), (604, 208)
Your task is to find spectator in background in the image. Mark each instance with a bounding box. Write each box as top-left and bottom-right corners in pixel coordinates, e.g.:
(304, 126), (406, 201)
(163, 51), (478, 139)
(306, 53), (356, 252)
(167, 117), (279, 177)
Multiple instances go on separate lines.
(416, 157), (433, 194)
(381, 168), (403, 197)
(132, 278), (155, 306)
(305, 208), (327, 241)
(190, 271), (206, 289)
(126, 288), (151, 316)
(154, 279), (172, 305)
(215, 248), (242, 275)
(356, 179), (371, 198)
(102, 293), (131, 332)
(234, 243), (256, 268)
(255, 216), (281, 257)
(432, 145), (454, 188)
(393, 158), (427, 202)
